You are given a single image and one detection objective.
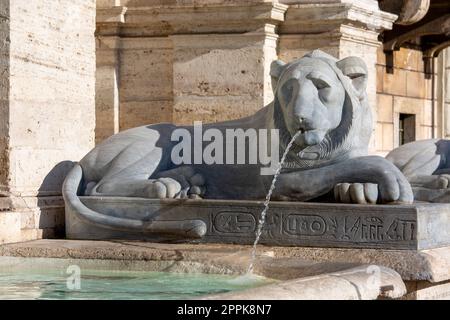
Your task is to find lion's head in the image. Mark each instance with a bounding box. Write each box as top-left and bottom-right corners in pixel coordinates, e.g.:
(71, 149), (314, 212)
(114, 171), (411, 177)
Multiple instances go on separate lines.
(270, 50), (372, 170)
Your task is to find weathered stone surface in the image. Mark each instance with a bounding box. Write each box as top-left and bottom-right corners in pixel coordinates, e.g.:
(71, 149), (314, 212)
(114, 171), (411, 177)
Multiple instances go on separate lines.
(172, 33), (277, 124)
(403, 280), (450, 300)
(375, 44), (439, 156)
(97, 1), (288, 37)
(65, 197), (450, 250)
(381, 123), (394, 151)
(203, 265), (406, 300)
(274, 246), (450, 283)
(0, 0), (96, 243)
(0, 212), (21, 244)
(0, 240), (367, 279)
(406, 71), (427, 99)
(383, 69), (408, 96)
(377, 94), (394, 123)
(2, 239), (449, 283)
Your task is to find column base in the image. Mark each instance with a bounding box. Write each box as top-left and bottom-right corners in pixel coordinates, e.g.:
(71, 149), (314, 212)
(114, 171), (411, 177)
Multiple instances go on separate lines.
(0, 196), (64, 244)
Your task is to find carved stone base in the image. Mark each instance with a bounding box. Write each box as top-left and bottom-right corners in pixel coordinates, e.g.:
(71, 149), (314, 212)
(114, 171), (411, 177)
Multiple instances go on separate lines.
(66, 197), (450, 250)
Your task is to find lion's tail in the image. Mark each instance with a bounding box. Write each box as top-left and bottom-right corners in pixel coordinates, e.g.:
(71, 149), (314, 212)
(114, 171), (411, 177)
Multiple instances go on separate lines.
(62, 164), (206, 238)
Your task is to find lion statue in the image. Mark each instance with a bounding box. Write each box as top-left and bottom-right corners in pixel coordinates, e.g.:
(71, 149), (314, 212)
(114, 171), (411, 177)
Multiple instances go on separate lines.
(63, 50), (413, 237)
(387, 139), (450, 203)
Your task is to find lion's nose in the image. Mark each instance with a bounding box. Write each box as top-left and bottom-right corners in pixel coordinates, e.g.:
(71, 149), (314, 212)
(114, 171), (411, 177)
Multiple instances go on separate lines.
(294, 114), (307, 127)
(294, 106), (311, 121)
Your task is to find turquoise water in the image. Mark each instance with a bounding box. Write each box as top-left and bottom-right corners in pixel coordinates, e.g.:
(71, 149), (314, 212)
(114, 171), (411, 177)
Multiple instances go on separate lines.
(0, 268), (271, 300)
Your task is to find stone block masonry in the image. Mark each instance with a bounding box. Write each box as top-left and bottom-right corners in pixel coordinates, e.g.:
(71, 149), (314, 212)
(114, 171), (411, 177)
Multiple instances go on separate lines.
(375, 46), (444, 155)
(0, 0), (96, 243)
(95, 0), (398, 157)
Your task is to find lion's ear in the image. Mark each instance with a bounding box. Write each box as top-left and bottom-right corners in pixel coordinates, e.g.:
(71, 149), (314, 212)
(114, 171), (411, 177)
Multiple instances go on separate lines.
(336, 56), (368, 99)
(270, 60), (287, 91)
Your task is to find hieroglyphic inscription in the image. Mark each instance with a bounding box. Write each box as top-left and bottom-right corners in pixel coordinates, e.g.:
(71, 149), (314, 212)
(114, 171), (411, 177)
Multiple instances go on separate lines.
(211, 210), (417, 244)
(213, 211), (256, 233)
(283, 214), (326, 236)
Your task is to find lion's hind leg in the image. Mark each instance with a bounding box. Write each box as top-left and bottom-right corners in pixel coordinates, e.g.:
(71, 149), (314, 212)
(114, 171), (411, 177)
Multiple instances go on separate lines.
(87, 177), (183, 199)
(82, 140), (185, 198)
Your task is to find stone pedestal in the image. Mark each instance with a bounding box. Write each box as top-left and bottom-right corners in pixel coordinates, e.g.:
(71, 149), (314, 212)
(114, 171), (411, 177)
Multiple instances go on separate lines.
(66, 197), (450, 251)
(0, 0), (96, 243)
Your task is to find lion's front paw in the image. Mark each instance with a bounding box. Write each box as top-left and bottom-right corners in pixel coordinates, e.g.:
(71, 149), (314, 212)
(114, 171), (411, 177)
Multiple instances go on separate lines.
(334, 183), (378, 204)
(347, 156), (414, 204)
(145, 178), (182, 199)
(177, 173), (206, 199)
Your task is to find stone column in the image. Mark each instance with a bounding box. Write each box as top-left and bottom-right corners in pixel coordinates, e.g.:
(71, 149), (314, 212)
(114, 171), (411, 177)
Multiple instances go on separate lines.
(0, 0), (96, 243)
(278, 0), (397, 153)
(96, 36), (120, 144)
(441, 49), (450, 139)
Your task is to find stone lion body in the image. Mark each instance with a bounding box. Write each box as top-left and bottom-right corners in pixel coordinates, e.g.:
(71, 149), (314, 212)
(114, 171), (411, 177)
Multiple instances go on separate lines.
(63, 50), (413, 236)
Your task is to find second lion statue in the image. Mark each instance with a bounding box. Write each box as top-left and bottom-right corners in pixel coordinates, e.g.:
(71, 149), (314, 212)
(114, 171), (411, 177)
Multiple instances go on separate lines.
(63, 50), (413, 236)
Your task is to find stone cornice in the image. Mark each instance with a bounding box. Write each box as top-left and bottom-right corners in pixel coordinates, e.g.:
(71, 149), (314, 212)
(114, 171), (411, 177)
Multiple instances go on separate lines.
(379, 0), (430, 26)
(280, 2), (397, 34)
(97, 2), (288, 37)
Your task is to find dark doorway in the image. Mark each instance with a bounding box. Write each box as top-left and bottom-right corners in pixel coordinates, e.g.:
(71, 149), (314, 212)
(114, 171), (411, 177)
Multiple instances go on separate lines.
(399, 113), (416, 145)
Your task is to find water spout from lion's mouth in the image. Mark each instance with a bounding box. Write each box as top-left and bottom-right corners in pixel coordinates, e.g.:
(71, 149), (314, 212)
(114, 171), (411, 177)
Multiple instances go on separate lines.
(291, 128), (325, 160)
(293, 127), (325, 147)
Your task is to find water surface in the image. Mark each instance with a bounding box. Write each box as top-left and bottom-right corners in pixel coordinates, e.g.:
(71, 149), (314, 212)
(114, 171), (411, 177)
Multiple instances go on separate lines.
(0, 268), (272, 300)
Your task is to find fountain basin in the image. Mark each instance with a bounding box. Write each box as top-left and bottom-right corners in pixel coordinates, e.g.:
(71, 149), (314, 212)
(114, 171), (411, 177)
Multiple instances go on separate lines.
(0, 256), (273, 300)
(66, 197), (450, 250)
(0, 240), (407, 300)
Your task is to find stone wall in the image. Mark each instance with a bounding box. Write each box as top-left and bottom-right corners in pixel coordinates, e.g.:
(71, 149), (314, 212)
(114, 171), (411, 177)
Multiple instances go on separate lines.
(0, 0), (96, 243)
(95, 1), (450, 158)
(95, 0), (287, 142)
(375, 46), (442, 155)
(96, 36), (174, 143)
(94, 0), (397, 150)
(0, 1), (10, 195)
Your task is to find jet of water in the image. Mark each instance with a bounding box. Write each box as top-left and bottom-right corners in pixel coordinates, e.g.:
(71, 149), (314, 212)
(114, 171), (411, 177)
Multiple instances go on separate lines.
(247, 131), (302, 274)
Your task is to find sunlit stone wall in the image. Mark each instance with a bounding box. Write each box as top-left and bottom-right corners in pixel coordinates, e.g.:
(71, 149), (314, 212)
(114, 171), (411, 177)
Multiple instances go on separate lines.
(0, 0), (96, 243)
(374, 47), (443, 156)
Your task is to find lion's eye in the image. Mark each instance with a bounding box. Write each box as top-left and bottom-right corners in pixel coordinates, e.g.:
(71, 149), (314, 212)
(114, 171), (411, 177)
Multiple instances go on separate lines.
(307, 73), (331, 90)
(280, 79), (296, 104)
(309, 77), (330, 90)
